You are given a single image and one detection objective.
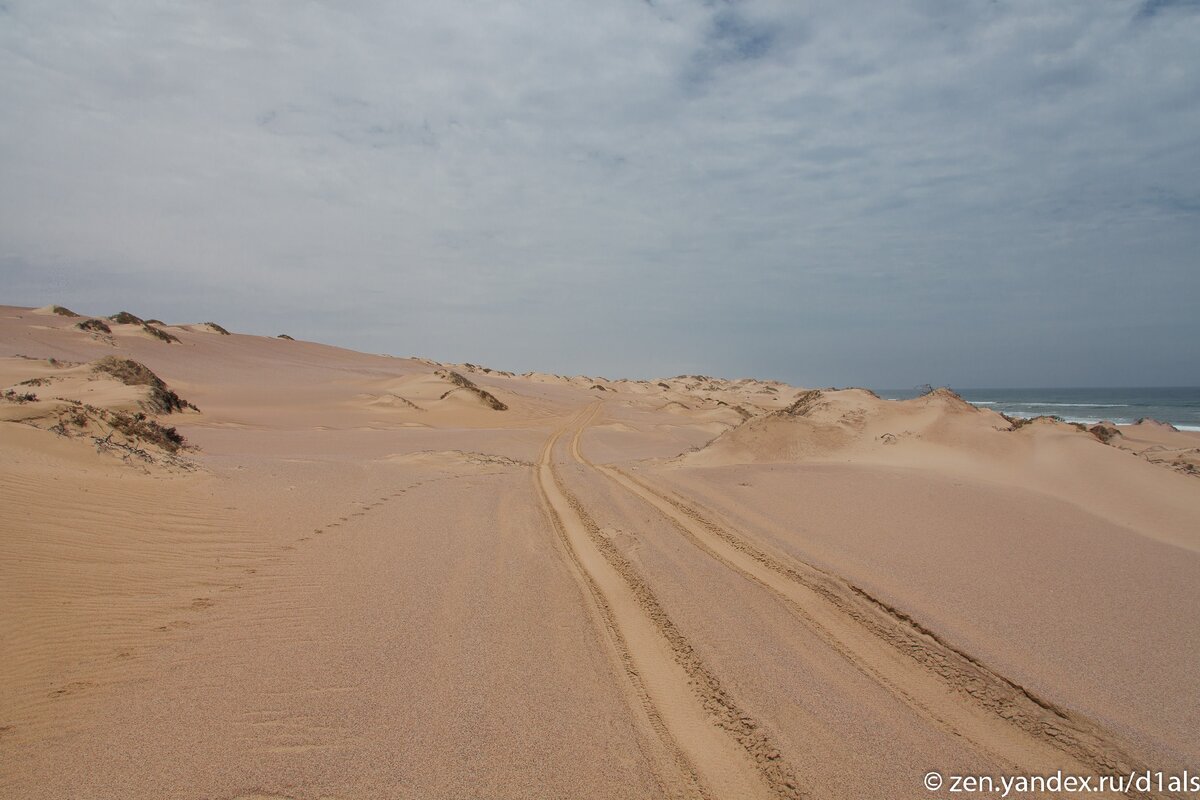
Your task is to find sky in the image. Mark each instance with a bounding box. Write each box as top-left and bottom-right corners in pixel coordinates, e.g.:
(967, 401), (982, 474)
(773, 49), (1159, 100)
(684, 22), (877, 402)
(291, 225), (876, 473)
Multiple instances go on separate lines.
(2, 0), (1198, 388)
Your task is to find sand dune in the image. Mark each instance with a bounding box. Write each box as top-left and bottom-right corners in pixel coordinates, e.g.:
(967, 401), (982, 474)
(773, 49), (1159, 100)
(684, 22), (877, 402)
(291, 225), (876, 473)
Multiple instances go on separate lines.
(2, 304), (1198, 798)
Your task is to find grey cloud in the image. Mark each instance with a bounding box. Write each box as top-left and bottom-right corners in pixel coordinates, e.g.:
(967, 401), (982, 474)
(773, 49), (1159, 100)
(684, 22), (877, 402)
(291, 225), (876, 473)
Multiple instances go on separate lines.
(1, 0), (1198, 387)
(1136, 0), (1200, 20)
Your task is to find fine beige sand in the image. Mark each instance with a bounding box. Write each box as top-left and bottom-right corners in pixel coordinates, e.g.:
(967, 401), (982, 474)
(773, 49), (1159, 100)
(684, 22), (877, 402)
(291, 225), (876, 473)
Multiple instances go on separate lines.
(2, 303), (1198, 799)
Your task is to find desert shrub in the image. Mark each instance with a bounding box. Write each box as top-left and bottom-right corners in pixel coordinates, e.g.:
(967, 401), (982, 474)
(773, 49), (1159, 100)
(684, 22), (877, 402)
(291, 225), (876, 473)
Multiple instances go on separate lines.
(480, 392), (507, 410)
(435, 370), (507, 410)
(205, 322), (231, 335)
(784, 389), (824, 417)
(106, 411), (185, 452)
(438, 370), (475, 389)
(19, 377), (51, 386)
(2, 389), (37, 403)
(76, 318), (112, 334)
(47, 402), (188, 455)
(142, 324), (180, 343)
(51, 305), (80, 317)
(1089, 423), (1121, 444)
(108, 311), (145, 325)
(1003, 413), (1070, 430)
(277, 334), (295, 340)
(92, 356), (192, 413)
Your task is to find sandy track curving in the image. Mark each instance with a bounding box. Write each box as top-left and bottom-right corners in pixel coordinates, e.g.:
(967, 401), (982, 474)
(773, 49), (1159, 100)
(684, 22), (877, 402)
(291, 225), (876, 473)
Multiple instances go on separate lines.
(535, 405), (803, 800)
(574, 408), (1163, 799)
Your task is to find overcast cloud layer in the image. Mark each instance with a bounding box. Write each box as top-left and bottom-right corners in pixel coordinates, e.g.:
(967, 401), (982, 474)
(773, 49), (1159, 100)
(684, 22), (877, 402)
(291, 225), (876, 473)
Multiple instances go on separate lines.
(2, 0), (1198, 387)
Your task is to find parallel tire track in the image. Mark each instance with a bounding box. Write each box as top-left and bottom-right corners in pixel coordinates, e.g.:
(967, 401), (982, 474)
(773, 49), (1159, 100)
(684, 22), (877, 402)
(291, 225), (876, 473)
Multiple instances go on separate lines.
(535, 406), (803, 800)
(574, 410), (1162, 799)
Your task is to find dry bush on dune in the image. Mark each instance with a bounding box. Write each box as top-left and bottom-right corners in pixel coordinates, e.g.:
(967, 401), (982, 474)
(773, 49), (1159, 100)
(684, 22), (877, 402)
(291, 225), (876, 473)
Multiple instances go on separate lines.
(2, 389), (38, 403)
(92, 356), (162, 387)
(1089, 424), (1122, 444)
(437, 370), (476, 390)
(1001, 413), (1087, 432)
(204, 322), (231, 335)
(104, 410), (186, 452)
(108, 311), (145, 325)
(435, 370), (508, 411)
(76, 318), (112, 334)
(51, 305), (80, 317)
(92, 356), (195, 413)
(46, 401), (190, 459)
(143, 323), (180, 343)
(1002, 413), (1036, 430)
(277, 334), (295, 340)
(783, 389), (825, 417)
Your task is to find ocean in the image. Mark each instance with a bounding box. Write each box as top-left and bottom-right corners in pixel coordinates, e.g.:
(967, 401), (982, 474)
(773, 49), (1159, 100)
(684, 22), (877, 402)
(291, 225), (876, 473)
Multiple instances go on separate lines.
(876, 387), (1200, 432)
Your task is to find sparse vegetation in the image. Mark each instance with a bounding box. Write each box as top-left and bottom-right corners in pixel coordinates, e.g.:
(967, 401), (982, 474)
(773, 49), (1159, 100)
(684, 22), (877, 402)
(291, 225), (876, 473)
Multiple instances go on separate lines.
(45, 401), (190, 460)
(435, 370), (508, 410)
(51, 305), (80, 317)
(144, 319), (165, 325)
(278, 334), (295, 340)
(18, 377), (52, 387)
(103, 410), (186, 452)
(1089, 423), (1121, 444)
(783, 389), (825, 417)
(438, 370), (475, 390)
(76, 318), (112, 334)
(2, 389), (38, 403)
(204, 322), (231, 335)
(92, 356), (195, 413)
(142, 323), (180, 343)
(108, 311), (145, 325)
(1002, 413), (1083, 431)
(1134, 417), (1179, 431)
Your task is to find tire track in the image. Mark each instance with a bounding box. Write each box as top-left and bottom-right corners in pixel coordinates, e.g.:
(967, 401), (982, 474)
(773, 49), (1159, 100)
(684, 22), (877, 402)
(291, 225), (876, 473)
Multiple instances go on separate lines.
(574, 410), (1162, 799)
(535, 406), (803, 800)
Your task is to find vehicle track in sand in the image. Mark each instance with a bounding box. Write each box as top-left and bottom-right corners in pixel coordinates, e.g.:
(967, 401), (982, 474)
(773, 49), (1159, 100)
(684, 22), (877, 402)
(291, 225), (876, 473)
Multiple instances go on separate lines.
(573, 404), (1167, 800)
(535, 406), (804, 800)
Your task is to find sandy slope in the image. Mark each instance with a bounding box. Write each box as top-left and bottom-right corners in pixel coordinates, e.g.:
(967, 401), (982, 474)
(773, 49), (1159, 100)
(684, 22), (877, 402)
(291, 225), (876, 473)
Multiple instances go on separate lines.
(2, 304), (1198, 799)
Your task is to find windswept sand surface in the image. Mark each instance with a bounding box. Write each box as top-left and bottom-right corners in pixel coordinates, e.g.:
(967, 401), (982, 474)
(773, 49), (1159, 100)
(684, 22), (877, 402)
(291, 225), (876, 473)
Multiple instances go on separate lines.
(2, 304), (1198, 799)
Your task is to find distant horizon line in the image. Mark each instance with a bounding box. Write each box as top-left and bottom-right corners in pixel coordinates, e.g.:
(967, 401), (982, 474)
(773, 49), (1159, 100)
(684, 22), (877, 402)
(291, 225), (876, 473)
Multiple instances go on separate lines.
(6, 302), (1197, 393)
(873, 385), (1200, 392)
